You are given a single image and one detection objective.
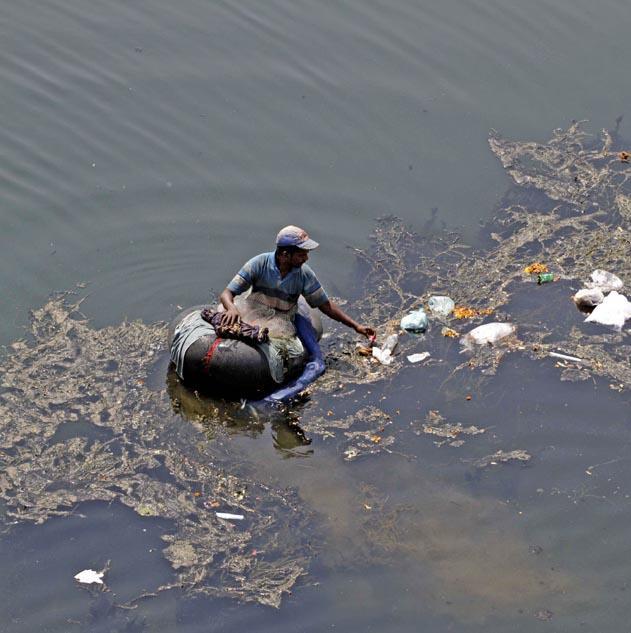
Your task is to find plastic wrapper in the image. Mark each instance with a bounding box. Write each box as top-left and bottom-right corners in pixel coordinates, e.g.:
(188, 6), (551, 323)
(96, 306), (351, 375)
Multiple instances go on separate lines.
(460, 323), (516, 348)
(400, 309), (428, 333)
(573, 288), (605, 309)
(584, 291), (631, 331)
(428, 296), (455, 316)
(587, 270), (624, 293)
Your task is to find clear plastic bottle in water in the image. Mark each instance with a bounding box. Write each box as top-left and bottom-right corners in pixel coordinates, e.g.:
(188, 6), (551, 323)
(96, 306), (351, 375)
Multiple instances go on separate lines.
(381, 333), (399, 354)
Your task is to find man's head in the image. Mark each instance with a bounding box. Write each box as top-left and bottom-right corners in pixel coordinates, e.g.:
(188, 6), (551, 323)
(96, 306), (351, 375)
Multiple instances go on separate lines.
(275, 225), (319, 251)
(275, 226), (318, 271)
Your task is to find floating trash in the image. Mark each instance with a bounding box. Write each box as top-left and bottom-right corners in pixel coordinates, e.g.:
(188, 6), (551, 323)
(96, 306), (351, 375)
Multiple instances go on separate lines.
(584, 291), (631, 331)
(427, 296), (455, 316)
(74, 569), (105, 585)
(474, 450), (531, 468)
(523, 262), (549, 275)
(573, 288), (604, 310)
(400, 309), (428, 333)
(587, 269), (624, 293)
(453, 306), (494, 319)
(216, 512), (245, 521)
(407, 352), (430, 364)
(460, 323), (516, 348)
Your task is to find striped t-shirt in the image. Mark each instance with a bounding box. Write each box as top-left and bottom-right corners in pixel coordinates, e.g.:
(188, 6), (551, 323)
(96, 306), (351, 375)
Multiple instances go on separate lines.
(227, 252), (329, 313)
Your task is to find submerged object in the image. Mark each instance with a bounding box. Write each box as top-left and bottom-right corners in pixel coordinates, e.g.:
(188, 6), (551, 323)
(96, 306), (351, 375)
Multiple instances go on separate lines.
(168, 298), (322, 398)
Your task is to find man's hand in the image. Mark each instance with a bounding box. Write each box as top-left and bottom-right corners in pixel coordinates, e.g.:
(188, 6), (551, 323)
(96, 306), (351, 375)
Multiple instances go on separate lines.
(220, 307), (241, 326)
(355, 324), (376, 339)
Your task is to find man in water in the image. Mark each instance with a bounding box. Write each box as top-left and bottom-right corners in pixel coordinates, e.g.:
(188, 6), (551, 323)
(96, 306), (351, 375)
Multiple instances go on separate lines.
(219, 225), (375, 402)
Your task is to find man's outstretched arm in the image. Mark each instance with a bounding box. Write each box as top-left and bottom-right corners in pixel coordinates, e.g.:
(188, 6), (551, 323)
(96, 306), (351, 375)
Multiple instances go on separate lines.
(318, 300), (375, 339)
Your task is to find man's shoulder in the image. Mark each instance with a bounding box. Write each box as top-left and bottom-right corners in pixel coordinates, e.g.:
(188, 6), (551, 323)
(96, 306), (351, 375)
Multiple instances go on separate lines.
(301, 263), (319, 279)
(243, 251), (273, 269)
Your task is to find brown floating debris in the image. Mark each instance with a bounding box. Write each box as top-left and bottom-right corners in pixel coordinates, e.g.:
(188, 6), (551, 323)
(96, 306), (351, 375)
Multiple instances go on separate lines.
(441, 327), (459, 338)
(474, 450), (531, 468)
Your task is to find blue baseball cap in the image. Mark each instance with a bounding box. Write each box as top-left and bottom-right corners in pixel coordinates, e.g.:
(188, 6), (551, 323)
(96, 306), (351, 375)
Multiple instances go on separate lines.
(276, 225), (319, 250)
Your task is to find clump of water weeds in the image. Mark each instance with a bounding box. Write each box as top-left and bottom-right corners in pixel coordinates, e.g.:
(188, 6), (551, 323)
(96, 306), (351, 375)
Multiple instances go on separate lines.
(339, 121), (629, 388)
(0, 297), (312, 608)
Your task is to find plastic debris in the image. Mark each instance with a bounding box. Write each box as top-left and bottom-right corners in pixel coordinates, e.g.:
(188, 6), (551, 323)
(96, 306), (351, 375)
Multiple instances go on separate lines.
(355, 344), (373, 356)
(453, 306), (494, 319)
(536, 272), (555, 284)
(619, 151), (630, 163)
(524, 262), (548, 275)
(381, 333), (399, 353)
(400, 309), (428, 333)
(441, 327), (459, 338)
(588, 270), (624, 293)
(427, 296), (455, 316)
(372, 347), (393, 365)
(407, 352), (430, 364)
(460, 322), (516, 348)
(371, 333), (399, 365)
(584, 291), (631, 331)
(474, 450), (531, 468)
(573, 288), (604, 309)
(74, 569), (105, 585)
(216, 512), (245, 520)
(549, 352), (586, 363)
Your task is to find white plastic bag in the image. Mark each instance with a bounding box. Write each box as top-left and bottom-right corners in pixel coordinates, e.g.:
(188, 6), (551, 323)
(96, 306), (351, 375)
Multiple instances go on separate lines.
(584, 291), (631, 331)
(460, 323), (516, 349)
(587, 270), (624, 293)
(400, 309), (428, 333)
(74, 569), (105, 585)
(428, 296), (455, 317)
(573, 288), (604, 309)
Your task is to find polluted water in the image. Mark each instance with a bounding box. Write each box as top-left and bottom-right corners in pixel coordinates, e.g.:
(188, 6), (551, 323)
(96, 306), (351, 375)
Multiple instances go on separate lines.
(0, 121), (629, 630)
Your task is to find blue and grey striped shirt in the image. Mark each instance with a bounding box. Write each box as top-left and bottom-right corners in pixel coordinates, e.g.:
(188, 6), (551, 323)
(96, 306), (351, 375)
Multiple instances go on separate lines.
(227, 252), (328, 313)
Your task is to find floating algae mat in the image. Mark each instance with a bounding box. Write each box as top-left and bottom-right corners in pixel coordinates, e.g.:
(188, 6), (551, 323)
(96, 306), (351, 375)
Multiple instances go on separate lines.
(339, 121), (630, 389)
(0, 122), (628, 615)
(0, 297), (312, 608)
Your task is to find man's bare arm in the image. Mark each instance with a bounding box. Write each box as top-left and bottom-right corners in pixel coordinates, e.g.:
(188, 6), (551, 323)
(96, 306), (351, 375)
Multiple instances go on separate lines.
(318, 300), (375, 339)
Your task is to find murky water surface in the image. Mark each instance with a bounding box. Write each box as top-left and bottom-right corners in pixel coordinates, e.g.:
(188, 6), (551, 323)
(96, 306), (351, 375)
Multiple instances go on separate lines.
(1, 0), (630, 630)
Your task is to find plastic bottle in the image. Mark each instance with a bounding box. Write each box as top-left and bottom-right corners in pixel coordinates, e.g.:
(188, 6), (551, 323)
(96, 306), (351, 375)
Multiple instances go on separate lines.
(381, 333), (399, 354)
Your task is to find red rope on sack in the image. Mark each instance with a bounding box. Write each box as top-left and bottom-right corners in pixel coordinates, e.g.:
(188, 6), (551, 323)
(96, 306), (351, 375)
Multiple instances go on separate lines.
(203, 337), (222, 373)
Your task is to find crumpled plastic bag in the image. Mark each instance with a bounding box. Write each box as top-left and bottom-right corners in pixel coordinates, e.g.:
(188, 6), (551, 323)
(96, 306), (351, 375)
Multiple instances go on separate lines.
(584, 291), (631, 331)
(587, 270), (624, 293)
(427, 296), (455, 316)
(400, 309), (428, 333)
(573, 288), (604, 309)
(460, 323), (516, 349)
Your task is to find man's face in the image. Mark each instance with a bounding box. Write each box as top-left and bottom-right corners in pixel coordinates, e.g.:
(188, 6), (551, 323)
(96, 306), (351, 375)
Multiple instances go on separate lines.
(290, 249), (309, 268)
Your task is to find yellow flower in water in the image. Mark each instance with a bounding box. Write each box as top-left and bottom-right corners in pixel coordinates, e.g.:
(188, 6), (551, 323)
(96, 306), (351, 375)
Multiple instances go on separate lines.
(453, 306), (494, 319)
(523, 262), (549, 275)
